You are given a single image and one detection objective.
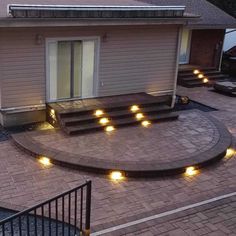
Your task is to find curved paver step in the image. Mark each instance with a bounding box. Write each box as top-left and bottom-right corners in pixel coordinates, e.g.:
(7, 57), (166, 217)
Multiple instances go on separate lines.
(11, 111), (232, 178)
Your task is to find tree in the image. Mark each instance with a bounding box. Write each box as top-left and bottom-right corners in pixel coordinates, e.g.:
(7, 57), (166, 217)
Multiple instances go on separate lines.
(207, 0), (236, 18)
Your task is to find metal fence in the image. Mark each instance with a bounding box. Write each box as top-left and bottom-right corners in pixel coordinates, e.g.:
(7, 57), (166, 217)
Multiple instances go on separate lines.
(0, 180), (92, 236)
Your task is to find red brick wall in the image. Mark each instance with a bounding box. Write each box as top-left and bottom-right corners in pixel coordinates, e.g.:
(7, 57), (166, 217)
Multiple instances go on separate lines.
(189, 29), (225, 68)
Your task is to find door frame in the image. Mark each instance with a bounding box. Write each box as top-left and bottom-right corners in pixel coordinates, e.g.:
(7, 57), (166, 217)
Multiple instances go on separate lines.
(45, 36), (100, 102)
(179, 28), (192, 65)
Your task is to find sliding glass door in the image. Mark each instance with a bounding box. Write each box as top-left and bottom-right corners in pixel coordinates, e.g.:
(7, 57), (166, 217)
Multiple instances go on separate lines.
(47, 39), (96, 101)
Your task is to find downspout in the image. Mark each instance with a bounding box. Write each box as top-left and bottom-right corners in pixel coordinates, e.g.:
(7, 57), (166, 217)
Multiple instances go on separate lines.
(218, 29), (226, 71)
(171, 25), (183, 108)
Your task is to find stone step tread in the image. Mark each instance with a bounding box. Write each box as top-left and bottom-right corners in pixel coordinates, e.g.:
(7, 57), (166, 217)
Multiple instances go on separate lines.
(178, 70), (223, 78)
(58, 96), (171, 117)
(65, 112), (179, 135)
(61, 105), (171, 125)
(178, 67), (216, 73)
(178, 74), (229, 82)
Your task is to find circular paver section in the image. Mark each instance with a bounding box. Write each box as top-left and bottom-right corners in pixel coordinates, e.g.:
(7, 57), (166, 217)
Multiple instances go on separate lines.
(12, 110), (232, 177)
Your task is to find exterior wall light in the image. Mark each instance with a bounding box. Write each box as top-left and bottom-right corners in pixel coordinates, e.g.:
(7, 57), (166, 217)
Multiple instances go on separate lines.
(94, 110), (104, 117)
(141, 120), (151, 127)
(136, 113), (144, 120)
(203, 78), (209, 84)
(35, 34), (44, 45)
(105, 126), (115, 132)
(99, 118), (109, 125)
(130, 105), (140, 113)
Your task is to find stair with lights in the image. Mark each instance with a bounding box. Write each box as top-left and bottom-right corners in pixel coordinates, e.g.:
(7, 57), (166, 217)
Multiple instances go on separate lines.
(47, 94), (179, 135)
(178, 67), (229, 88)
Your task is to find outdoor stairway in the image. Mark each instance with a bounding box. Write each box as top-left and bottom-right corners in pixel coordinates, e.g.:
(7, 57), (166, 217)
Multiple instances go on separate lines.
(178, 67), (230, 88)
(47, 94), (179, 135)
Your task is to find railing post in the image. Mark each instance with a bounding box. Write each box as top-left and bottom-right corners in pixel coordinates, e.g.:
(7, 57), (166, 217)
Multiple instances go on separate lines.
(84, 181), (92, 236)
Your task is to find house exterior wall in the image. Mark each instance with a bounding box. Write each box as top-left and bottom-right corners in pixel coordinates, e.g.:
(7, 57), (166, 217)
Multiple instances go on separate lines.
(0, 25), (180, 126)
(189, 29), (225, 68)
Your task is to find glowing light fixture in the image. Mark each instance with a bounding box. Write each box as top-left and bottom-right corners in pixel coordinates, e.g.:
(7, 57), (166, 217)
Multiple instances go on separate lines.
(193, 69), (200, 75)
(185, 166), (197, 176)
(110, 171), (123, 181)
(39, 157), (51, 166)
(141, 120), (151, 127)
(225, 148), (235, 159)
(50, 109), (56, 120)
(105, 126), (115, 132)
(136, 113), (144, 120)
(94, 109), (104, 117)
(130, 105), (140, 113)
(203, 78), (209, 84)
(99, 117), (109, 125)
(198, 74), (204, 79)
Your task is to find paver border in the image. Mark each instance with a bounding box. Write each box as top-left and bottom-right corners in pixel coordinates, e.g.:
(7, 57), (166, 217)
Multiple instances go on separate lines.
(11, 111), (232, 178)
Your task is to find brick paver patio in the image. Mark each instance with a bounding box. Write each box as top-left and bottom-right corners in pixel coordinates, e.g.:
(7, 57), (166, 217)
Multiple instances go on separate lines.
(105, 195), (236, 236)
(0, 86), (235, 235)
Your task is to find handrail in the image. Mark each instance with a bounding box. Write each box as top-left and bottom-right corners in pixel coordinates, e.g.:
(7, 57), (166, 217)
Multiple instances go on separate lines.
(0, 180), (92, 236)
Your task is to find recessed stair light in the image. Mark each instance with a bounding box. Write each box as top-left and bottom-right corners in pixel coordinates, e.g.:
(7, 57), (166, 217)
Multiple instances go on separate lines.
(99, 118), (109, 125)
(136, 113), (144, 120)
(130, 105), (140, 113)
(141, 120), (151, 127)
(94, 109), (104, 117)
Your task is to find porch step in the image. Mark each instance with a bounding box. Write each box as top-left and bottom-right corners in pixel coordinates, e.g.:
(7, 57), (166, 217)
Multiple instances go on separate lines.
(61, 104), (171, 126)
(178, 70), (224, 78)
(65, 112), (179, 135)
(178, 67), (230, 88)
(47, 93), (178, 135)
(58, 95), (170, 117)
(180, 74), (229, 82)
(178, 67), (216, 74)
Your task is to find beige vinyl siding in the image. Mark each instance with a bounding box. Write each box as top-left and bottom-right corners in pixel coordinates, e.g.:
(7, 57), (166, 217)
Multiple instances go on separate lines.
(0, 25), (179, 108)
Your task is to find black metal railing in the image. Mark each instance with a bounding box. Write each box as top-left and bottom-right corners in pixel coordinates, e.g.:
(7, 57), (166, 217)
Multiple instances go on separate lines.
(0, 180), (92, 236)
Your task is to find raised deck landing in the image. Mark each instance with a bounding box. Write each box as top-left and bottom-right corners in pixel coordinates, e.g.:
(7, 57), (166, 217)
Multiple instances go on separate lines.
(47, 93), (179, 135)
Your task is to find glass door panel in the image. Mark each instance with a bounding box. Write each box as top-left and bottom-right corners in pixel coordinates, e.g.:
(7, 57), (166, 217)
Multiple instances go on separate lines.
(73, 41), (82, 97)
(179, 28), (192, 64)
(57, 41), (71, 99)
(82, 41), (95, 98)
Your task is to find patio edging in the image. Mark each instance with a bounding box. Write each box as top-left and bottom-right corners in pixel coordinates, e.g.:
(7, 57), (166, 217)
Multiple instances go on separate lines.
(11, 110), (232, 178)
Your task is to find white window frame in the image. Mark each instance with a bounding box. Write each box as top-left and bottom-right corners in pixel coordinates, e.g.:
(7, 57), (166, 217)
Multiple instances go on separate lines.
(45, 36), (100, 102)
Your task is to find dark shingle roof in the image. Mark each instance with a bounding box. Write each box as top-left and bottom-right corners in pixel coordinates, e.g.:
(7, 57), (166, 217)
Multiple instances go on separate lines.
(139, 0), (236, 28)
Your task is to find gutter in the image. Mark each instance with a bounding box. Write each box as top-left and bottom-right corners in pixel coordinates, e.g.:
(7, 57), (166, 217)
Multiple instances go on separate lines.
(0, 17), (200, 28)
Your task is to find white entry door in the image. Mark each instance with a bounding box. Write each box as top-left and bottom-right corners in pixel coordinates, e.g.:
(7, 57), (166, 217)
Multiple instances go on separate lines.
(179, 28), (192, 64)
(47, 38), (97, 102)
